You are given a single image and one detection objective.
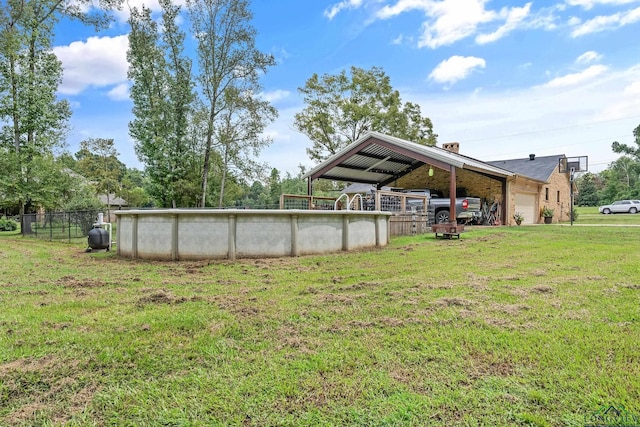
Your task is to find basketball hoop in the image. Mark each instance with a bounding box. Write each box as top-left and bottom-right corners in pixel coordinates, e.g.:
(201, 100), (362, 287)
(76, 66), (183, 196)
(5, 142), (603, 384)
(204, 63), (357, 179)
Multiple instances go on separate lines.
(559, 156), (588, 226)
(559, 156), (588, 174)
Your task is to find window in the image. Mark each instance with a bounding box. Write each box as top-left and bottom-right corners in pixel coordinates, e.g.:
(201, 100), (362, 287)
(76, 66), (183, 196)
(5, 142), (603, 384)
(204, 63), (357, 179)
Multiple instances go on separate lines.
(557, 191), (560, 202)
(545, 188), (549, 201)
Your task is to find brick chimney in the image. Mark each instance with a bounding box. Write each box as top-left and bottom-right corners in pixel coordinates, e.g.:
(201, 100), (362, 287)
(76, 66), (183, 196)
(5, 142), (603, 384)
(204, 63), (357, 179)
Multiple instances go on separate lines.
(442, 142), (459, 153)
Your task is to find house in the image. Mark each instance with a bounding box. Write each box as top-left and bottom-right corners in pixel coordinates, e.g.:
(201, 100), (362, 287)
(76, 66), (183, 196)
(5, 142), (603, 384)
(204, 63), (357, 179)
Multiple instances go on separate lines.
(98, 193), (128, 223)
(303, 131), (574, 225)
(488, 154), (573, 224)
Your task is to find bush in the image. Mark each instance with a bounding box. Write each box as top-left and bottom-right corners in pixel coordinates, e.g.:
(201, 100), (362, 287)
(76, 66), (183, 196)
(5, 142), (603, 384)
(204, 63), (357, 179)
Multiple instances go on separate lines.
(0, 216), (18, 231)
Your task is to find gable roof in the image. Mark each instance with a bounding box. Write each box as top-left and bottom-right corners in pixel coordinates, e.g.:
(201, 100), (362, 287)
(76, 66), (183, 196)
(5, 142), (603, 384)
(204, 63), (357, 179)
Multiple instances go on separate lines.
(98, 193), (128, 206)
(303, 131), (515, 186)
(487, 154), (565, 183)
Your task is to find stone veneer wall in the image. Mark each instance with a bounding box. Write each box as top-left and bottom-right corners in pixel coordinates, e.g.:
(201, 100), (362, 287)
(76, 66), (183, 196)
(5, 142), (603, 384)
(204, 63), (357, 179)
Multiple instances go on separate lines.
(392, 164), (572, 225)
(537, 169), (572, 223)
(394, 165), (502, 201)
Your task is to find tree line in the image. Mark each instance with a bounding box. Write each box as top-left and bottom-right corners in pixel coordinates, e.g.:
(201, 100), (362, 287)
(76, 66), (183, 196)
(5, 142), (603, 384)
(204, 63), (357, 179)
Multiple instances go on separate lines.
(576, 125), (640, 206)
(1, 0), (632, 218)
(0, 0), (437, 217)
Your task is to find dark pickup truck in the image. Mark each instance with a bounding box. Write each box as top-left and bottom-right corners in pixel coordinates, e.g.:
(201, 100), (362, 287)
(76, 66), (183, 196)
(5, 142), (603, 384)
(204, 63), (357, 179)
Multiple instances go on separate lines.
(402, 189), (482, 224)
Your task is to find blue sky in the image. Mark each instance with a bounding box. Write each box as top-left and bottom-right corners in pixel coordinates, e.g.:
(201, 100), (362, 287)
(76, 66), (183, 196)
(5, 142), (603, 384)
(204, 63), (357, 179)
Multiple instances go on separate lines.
(53, 0), (640, 176)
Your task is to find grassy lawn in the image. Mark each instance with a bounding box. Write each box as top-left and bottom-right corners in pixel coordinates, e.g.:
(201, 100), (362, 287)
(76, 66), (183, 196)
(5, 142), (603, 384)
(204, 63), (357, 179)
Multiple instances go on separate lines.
(1, 211), (640, 426)
(572, 206), (640, 225)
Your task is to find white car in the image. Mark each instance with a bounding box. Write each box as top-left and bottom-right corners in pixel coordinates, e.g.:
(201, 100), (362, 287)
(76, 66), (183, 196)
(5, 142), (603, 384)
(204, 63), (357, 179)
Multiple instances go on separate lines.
(599, 200), (640, 214)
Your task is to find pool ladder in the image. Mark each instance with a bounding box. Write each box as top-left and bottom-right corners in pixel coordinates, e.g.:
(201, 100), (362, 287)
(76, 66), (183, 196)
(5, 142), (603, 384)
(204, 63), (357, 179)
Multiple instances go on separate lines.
(334, 193), (363, 211)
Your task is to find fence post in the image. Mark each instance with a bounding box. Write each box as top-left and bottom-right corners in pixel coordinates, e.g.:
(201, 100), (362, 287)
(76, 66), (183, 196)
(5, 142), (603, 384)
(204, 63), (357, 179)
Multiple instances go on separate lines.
(49, 213), (53, 240)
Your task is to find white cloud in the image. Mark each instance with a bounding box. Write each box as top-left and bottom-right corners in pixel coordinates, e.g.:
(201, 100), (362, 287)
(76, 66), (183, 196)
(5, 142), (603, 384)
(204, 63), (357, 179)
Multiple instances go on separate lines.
(576, 51), (602, 64)
(377, 0), (430, 18)
(567, 16), (582, 26)
(429, 55), (486, 85)
(261, 89), (291, 103)
(112, 0), (189, 22)
(54, 35), (129, 95)
(476, 3), (531, 44)
(541, 64), (608, 88)
(107, 83), (130, 101)
(272, 47), (291, 64)
(418, 0), (497, 48)
(407, 63), (640, 172)
(565, 0), (638, 10)
(324, 0), (364, 20)
(571, 6), (640, 37)
(376, 0), (534, 48)
(623, 81), (640, 95)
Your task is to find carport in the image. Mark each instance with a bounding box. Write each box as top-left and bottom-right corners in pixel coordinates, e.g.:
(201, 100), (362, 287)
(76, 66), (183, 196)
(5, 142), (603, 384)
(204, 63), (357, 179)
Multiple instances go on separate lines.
(303, 131), (515, 224)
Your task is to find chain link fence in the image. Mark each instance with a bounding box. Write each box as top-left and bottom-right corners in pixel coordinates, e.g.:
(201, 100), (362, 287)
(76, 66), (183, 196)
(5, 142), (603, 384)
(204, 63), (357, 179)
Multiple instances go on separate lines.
(21, 210), (103, 242)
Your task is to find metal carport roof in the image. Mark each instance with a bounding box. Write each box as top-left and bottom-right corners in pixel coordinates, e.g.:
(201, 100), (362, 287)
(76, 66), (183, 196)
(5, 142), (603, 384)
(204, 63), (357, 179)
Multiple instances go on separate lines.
(303, 131), (515, 187)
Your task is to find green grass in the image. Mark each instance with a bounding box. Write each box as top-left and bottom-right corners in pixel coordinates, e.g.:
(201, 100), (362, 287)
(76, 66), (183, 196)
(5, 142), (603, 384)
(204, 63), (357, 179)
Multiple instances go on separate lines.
(572, 206), (640, 225)
(2, 216), (640, 426)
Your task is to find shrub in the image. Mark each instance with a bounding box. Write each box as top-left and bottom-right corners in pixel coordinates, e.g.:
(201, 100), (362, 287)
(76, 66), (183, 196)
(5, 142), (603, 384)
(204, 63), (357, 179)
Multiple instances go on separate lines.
(0, 216), (18, 231)
(571, 209), (579, 222)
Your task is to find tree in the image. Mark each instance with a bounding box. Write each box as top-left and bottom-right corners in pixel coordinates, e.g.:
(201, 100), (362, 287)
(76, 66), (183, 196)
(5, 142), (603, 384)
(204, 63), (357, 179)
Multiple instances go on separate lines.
(612, 124), (640, 161)
(280, 169), (307, 196)
(187, 0), (276, 207)
(0, 0), (121, 228)
(294, 66), (438, 162)
(575, 172), (599, 206)
(128, 0), (197, 208)
(212, 87), (276, 207)
(120, 168), (150, 208)
(75, 138), (124, 216)
(0, 0), (71, 225)
(268, 168), (281, 206)
(608, 124), (640, 200)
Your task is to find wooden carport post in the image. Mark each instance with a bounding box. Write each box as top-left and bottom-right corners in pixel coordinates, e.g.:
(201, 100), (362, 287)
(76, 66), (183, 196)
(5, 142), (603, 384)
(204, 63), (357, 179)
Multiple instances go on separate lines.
(449, 165), (457, 222)
(307, 177), (313, 209)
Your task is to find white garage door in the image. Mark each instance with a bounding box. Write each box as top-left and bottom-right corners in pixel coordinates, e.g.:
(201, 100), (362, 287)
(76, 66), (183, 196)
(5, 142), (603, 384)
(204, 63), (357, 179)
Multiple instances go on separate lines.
(515, 193), (536, 224)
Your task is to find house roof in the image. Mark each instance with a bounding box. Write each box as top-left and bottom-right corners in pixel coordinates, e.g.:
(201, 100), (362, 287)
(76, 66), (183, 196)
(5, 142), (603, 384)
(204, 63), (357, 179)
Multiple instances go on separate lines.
(98, 193), (128, 206)
(341, 183), (394, 194)
(303, 131), (515, 186)
(487, 154), (565, 183)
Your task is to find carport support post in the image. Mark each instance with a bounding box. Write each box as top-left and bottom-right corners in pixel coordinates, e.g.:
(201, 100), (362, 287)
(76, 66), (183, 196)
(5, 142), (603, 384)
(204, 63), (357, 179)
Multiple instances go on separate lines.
(449, 165), (457, 222)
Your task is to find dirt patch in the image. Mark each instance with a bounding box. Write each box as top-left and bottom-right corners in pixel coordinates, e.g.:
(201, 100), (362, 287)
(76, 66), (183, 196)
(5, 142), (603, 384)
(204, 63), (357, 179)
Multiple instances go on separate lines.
(433, 297), (475, 308)
(57, 275), (106, 289)
(273, 324), (316, 355)
(210, 295), (262, 318)
(41, 321), (72, 330)
(510, 288), (529, 297)
(420, 282), (454, 290)
(1, 355), (99, 426)
(531, 285), (554, 293)
(136, 290), (200, 306)
(464, 273), (490, 291)
(491, 303), (531, 315)
(468, 350), (515, 379)
(340, 281), (381, 291)
(316, 293), (363, 305)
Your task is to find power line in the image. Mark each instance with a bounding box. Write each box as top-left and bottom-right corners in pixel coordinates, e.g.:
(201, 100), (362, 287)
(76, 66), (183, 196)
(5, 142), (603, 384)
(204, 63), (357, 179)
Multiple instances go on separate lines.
(457, 115), (640, 144)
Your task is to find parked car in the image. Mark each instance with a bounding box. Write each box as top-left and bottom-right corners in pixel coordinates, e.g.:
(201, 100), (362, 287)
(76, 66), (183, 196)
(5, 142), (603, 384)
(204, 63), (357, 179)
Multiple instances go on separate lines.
(402, 189), (482, 224)
(598, 200), (640, 214)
